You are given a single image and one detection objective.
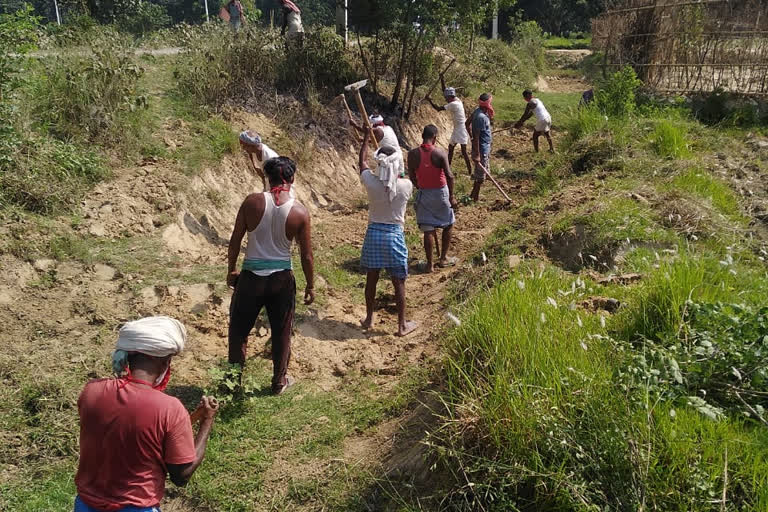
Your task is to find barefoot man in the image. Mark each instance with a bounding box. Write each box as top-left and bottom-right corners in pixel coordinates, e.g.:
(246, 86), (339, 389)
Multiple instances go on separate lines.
(227, 156), (315, 395)
(514, 90), (555, 153)
(407, 125), (457, 273)
(358, 130), (418, 336)
(466, 93), (494, 202)
(240, 130), (279, 191)
(425, 82), (472, 174)
(74, 316), (219, 512)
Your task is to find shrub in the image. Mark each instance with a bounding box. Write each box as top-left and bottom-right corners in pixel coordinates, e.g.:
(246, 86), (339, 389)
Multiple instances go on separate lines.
(595, 66), (642, 118)
(650, 120), (690, 159)
(118, 2), (171, 37)
(176, 24), (353, 107)
(0, 137), (108, 213)
(279, 27), (354, 93)
(30, 40), (146, 144)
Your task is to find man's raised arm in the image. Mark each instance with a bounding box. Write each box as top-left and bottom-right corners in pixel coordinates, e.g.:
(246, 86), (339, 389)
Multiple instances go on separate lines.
(359, 130), (370, 173)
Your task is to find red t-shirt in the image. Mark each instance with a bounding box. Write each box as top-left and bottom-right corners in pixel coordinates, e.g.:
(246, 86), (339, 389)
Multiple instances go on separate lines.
(75, 378), (196, 511)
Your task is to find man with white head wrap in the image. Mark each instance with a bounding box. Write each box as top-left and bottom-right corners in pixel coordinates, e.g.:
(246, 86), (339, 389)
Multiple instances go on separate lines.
(358, 130), (418, 337)
(349, 114), (400, 151)
(74, 316), (218, 512)
(240, 130), (280, 192)
(426, 80), (473, 174)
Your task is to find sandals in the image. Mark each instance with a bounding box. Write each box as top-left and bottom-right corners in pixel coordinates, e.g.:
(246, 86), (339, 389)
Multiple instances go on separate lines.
(436, 257), (458, 268)
(274, 375), (295, 396)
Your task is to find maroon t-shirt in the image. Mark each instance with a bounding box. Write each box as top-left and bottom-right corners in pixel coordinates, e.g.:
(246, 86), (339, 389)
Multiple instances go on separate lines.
(75, 378), (195, 511)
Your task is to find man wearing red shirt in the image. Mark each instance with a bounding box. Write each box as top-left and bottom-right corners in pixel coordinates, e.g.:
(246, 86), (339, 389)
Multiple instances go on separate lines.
(74, 316), (218, 512)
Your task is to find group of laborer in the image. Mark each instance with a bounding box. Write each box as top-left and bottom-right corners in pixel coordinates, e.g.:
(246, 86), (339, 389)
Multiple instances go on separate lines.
(223, 0), (304, 43)
(71, 85), (554, 512)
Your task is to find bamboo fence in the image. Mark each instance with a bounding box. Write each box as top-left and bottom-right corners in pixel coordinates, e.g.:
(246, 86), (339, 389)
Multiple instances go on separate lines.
(592, 0), (768, 95)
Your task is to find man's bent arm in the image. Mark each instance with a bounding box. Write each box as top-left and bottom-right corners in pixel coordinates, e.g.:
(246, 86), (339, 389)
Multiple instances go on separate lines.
(406, 150), (419, 189)
(228, 205), (247, 275)
(517, 103), (534, 125)
(426, 98), (444, 112)
(442, 152), (455, 201)
(168, 416), (215, 487)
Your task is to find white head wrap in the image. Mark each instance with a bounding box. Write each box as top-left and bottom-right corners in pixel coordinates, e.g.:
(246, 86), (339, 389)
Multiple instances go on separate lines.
(239, 130), (262, 146)
(112, 316), (187, 374)
(444, 87), (456, 97)
(373, 146), (405, 202)
(369, 114), (384, 125)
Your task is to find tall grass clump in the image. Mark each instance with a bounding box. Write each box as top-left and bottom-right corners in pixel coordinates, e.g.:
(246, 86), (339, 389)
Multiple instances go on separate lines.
(594, 66), (642, 119)
(669, 168), (741, 218)
(439, 265), (640, 509)
(650, 119), (690, 159)
(29, 41), (146, 146)
(176, 25), (353, 108)
(0, 137), (108, 213)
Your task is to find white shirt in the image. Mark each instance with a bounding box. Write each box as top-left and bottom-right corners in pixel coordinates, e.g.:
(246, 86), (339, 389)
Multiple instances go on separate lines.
(286, 11), (304, 33)
(531, 98), (551, 121)
(377, 125), (399, 150)
(255, 143), (279, 165)
(360, 169), (412, 227)
(444, 100), (466, 128)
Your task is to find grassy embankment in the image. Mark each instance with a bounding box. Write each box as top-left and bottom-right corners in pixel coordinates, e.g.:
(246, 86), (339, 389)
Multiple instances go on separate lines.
(431, 74), (768, 510)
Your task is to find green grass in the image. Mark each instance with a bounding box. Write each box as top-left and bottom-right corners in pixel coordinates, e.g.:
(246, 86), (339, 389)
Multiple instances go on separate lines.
(543, 35), (592, 50)
(650, 119), (691, 159)
(667, 168), (742, 219)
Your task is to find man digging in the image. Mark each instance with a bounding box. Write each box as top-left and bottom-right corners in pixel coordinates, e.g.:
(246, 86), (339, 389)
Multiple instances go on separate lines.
(514, 90), (555, 153)
(358, 130), (418, 336)
(407, 125), (458, 273)
(239, 130), (279, 192)
(350, 114), (400, 150)
(466, 93), (494, 202)
(425, 81), (473, 174)
(75, 316), (219, 512)
(227, 156), (315, 395)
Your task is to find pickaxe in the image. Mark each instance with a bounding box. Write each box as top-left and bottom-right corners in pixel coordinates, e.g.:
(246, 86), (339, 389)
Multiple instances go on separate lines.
(422, 58), (456, 102)
(475, 159), (512, 204)
(335, 93), (361, 142)
(345, 79), (379, 150)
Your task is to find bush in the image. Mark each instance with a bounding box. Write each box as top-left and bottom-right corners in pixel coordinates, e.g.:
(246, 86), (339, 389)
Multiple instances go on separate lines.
(176, 24), (353, 107)
(30, 41), (146, 144)
(279, 27), (354, 93)
(595, 66), (642, 118)
(0, 137), (108, 213)
(118, 2), (171, 37)
(650, 120), (690, 159)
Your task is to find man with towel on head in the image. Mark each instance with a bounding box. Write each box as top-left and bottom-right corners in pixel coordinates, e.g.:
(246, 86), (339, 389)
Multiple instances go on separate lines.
(240, 130), (279, 191)
(74, 316), (219, 512)
(350, 114), (400, 150)
(425, 84), (473, 174)
(358, 128), (418, 337)
(407, 124), (458, 273)
(466, 92), (494, 202)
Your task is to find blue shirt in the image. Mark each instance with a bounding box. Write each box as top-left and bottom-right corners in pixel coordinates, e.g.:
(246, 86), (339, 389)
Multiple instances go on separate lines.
(228, 2), (241, 21)
(471, 108), (492, 155)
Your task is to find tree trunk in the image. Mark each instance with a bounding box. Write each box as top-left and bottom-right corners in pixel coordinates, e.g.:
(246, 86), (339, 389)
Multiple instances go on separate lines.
(390, 2), (415, 110)
(357, 31), (376, 96)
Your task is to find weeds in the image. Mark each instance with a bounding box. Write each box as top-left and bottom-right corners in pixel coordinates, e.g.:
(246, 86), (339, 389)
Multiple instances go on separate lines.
(651, 120), (691, 159)
(30, 41), (146, 145)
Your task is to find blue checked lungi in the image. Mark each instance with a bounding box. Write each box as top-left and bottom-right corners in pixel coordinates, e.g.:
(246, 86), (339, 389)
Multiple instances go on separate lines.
(360, 223), (409, 279)
(75, 496), (160, 512)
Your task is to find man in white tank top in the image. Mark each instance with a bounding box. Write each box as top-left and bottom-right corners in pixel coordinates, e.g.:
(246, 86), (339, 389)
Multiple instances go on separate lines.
(425, 79), (473, 174)
(350, 115), (400, 152)
(514, 90), (555, 153)
(281, 0), (304, 47)
(227, 156), (315, 395)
